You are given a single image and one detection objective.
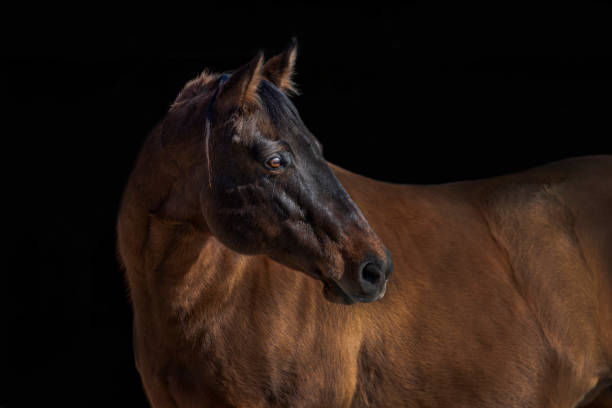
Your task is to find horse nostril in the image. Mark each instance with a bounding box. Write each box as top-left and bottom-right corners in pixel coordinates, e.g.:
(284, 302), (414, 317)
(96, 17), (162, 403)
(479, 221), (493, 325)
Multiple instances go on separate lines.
(360, 262), (383, 286)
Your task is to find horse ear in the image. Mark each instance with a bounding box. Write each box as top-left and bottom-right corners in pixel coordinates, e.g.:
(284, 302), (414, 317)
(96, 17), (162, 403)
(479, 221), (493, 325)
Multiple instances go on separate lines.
(262, 38), (299, 95)
(215, 52), (264, 113)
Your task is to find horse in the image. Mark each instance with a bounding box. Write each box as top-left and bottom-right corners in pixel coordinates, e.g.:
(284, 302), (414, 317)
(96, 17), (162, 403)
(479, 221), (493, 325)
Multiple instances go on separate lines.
(117, 40), (612, 407)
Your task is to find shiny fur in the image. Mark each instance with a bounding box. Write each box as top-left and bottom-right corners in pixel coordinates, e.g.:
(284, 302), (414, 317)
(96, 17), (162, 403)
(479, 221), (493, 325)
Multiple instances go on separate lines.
(117, 41), (612, 407)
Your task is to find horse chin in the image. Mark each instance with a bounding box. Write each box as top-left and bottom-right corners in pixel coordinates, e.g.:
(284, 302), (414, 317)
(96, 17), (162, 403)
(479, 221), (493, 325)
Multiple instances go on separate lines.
(320, 271), (388, 304)
(321, 278), (355, 305)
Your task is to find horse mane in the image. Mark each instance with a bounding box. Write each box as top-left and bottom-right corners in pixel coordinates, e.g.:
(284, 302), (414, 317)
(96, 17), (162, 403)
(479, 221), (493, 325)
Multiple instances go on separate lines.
(257, 79), (306, 133)
(171, 70), (218, 107)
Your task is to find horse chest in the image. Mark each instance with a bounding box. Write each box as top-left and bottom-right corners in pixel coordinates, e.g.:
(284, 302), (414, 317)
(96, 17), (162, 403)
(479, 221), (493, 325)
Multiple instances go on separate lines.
(139, 316), (363, 407)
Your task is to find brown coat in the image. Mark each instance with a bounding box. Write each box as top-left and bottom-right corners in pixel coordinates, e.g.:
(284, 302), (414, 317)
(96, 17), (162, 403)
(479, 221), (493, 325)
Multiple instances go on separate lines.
(118, 153), (612, 407)
(117, 44), (612, 407)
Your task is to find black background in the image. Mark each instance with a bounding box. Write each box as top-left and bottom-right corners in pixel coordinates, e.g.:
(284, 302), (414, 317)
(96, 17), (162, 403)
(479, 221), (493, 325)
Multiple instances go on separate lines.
(2, 3), (611, 407)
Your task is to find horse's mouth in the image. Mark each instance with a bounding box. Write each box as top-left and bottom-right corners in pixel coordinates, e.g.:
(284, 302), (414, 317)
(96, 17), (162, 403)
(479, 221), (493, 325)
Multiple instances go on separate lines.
(312, 268), (388, 304)
(313, 268), (355, 305)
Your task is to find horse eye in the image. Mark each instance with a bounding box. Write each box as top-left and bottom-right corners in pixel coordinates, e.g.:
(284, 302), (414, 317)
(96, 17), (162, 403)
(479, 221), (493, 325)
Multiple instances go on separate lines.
(266, 156), (283, 170)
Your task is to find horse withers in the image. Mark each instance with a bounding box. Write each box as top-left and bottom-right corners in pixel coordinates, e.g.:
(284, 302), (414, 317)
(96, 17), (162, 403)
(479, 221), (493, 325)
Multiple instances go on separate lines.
(117, 40), (612, 407)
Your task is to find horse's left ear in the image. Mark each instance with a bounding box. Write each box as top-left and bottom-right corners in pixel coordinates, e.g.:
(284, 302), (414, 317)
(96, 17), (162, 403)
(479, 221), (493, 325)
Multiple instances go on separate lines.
(215, 52), (264, 114)
(262, 38), (299, 96)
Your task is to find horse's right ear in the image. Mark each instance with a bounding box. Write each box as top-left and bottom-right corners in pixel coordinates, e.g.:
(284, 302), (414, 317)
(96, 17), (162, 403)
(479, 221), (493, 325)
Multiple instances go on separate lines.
(262, 38), (299, 95)
(214, 52), (264, 115)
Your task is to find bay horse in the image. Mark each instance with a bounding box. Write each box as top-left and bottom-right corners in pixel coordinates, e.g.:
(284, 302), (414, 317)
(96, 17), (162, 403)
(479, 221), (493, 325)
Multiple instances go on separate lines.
(117, 41), (612, 407)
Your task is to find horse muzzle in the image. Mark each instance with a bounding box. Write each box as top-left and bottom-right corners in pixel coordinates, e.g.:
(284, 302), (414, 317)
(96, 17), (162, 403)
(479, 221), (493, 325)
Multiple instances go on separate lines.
(322, 248), (393, 304)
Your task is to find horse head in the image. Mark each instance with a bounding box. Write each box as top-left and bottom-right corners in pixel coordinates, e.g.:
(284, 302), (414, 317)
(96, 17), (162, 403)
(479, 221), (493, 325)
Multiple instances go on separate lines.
(167, 40), (392, 303)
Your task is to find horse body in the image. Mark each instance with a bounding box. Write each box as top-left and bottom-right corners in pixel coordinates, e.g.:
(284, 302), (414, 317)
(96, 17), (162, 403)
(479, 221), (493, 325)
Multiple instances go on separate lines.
(117, 43), (612, 407)
(333, 158), (612, 407)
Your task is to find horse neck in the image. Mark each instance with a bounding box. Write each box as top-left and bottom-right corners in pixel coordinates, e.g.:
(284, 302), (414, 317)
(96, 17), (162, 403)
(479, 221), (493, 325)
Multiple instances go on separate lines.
(118, 126), (259, 330)
(119, 124), (208, 240)
(146, 223), (255, 326)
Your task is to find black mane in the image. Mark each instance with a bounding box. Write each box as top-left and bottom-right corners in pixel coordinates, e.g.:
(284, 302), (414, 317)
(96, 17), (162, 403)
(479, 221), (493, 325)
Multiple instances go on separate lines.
(258, 79), (307, 133)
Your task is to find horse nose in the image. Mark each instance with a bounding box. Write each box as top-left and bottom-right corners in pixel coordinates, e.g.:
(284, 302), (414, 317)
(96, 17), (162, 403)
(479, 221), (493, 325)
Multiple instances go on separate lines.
(357, 252), (392, 301)
(359, 262), (384, 288)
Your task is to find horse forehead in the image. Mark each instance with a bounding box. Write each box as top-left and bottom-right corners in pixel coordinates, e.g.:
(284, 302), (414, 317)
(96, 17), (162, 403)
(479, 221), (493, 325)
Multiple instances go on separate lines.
(263, 124), (317, 154)
(233, 90), (316, 150)
(238, 113), (308, 148)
